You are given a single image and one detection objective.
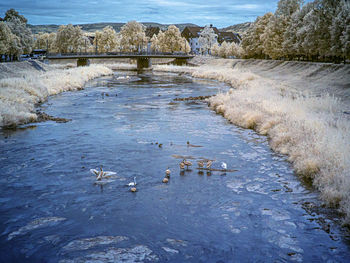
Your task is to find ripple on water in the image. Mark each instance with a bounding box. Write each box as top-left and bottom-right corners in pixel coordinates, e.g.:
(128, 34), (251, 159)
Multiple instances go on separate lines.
(8, 216), (66, 240)
(61, 236), (129, 252)
(59, 245), (158, 263)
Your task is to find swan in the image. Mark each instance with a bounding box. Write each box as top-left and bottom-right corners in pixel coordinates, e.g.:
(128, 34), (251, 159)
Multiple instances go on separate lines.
(206, 160), (213, 169)
(221, 162), (227, 170)
(165, 167), (171, 177)
(127, 177), (137, 186)
(90, 166), (117, 178)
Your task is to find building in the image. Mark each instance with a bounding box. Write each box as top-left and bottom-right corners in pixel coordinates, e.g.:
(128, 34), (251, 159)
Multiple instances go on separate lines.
(181, 25), (241, 54)
(181, 25), (220, 54)
(218, 32), (241, 45)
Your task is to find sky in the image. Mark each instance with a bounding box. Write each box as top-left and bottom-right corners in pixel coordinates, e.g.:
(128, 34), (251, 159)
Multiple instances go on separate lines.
(0, 0), (281, 28)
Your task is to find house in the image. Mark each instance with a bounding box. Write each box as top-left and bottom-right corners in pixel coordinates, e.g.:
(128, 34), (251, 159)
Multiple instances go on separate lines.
(181, 25), (220, 54)
(218, 32), (241, 45)
(181, 25), (241, 54)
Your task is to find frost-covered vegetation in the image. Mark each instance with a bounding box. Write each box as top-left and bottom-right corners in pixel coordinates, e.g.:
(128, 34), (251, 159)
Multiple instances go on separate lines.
(151, 25), (190, 53)
(0, 9), (33, 61)
(241, 0), (350, 62)
(1, 9), (191, 58)
(0, 62), (112, 127)
(154, 58), (350, 224)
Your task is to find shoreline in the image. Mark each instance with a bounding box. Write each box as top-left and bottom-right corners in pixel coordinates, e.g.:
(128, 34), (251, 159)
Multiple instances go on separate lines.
(0, 61), (113, 128)
(153, 57), (350, 225)
(1, 58), (349, 224)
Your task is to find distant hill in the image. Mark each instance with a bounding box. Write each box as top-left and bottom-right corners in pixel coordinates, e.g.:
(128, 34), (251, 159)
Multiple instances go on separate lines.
(220, 22), (252, 34)
(28, 22), (199, 34)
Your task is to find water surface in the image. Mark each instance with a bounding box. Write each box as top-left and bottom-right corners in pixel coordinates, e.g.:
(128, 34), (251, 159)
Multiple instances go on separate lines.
(0, 71), (349, 262)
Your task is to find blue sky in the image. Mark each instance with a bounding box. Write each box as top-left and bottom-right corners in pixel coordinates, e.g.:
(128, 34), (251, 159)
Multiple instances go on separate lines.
(0, 0), (281, 27)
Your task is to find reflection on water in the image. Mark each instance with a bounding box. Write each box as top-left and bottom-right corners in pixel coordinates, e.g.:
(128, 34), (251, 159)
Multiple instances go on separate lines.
(0, 72), (349, 262)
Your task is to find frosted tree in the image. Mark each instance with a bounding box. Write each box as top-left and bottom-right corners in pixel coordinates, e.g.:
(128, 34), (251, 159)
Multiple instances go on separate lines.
(183, 39), (191, 53)
(262, 12), (292, 59)
(298, 2), (322, 60)
(6, 17), (33, 55)
(56, 24), (84, 53)
(218, 41), (229, 58)
(4, 8), (27, 24)
(8, 34), (22, 59)
(330, 0), (350, 60)
(150, 33), (160, 52)
(34, 32), (58, 53)
(79, 35), (94, 53)
(210, 43), (220, 56)
(226, 42), (244, 58)
(282, 3), (311, 59)
(119, 21), (147, 52)
(94, 26), (119, 53)
(157, 25), (188, 53)
(316, 0), (341, 58)
(262, 0), (301, 59)
(275, 0), (302, 17)
(198, 25), (217, 55)
(242, 12), (274, 58)
(340, 9), (350, 60)
(0, 22), (12, 55)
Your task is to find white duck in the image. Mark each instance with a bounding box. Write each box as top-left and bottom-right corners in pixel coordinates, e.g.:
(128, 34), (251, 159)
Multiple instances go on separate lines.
(165, 167), (171, 178)
(127, 177), (137, 187)
(221, 162), (227, 170)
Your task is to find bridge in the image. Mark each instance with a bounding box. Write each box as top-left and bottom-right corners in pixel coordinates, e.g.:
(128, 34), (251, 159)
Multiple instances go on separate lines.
(46, 53), (195, 70)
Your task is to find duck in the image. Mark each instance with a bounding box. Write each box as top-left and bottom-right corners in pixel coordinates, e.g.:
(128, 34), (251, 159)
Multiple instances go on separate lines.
(127, 177), (137, 187)
(130, 187), (137, 192)
(183, 159), (192, 170)
(165, 167), (171, 178)
(162, 177), (169, 183)
(206, 160), (213, 169)
(197, 160), (204, 169)
(179, 161), (185, 170)
(221, 162), (227, 170)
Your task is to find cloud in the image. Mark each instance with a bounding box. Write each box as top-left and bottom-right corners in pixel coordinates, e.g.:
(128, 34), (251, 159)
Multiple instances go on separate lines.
(0, 0), (279, 27)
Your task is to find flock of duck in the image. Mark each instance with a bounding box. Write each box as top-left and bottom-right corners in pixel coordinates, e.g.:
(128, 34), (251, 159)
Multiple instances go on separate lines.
(90, 159), (228, 192)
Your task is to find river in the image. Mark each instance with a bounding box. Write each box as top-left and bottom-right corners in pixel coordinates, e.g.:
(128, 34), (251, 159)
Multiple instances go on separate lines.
(0, 71), (349, 262)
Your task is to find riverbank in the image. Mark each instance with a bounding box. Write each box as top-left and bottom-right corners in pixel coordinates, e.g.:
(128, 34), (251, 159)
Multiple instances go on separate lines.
(154, 57), (350, 224)
(0, 61), (113, 128)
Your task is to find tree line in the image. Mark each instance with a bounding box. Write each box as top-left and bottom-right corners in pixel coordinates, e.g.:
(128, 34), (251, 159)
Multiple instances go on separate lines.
(1, 1), (349, 63)
(0, 9), (33, 61)
(240, 0), (349, 63)
(40, 22), (190, 54)
(0, 9), (191, 61)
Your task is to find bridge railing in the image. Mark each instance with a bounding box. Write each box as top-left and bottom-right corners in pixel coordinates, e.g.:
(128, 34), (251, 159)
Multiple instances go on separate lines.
(47, 51), (189, 57)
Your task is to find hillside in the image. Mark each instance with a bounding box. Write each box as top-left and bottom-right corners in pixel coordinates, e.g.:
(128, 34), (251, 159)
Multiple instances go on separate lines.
(28, 22), (198, 34)
(220, 22), (252, 33)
